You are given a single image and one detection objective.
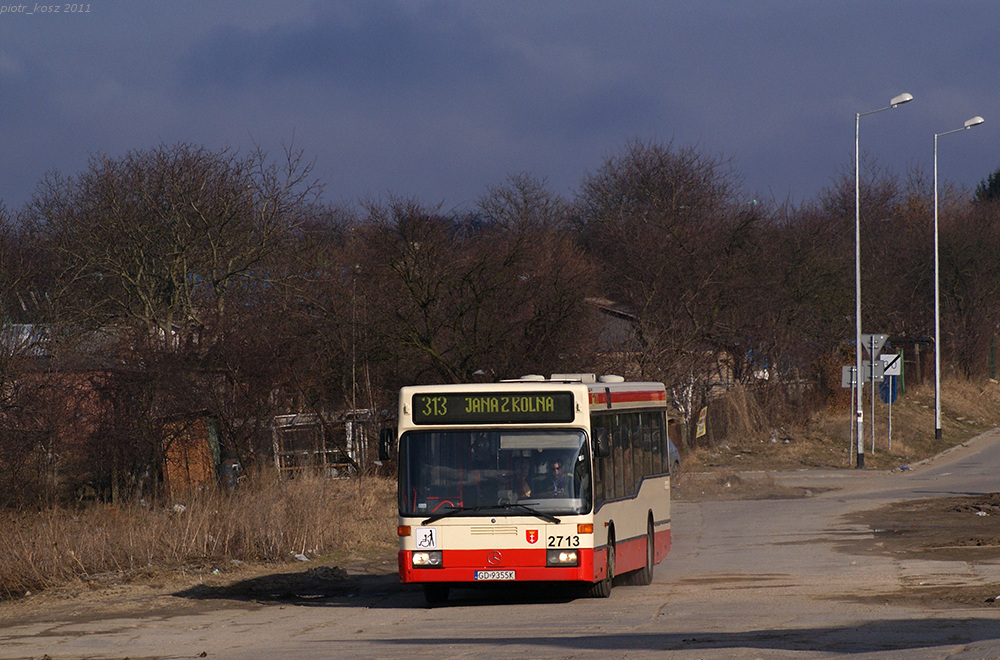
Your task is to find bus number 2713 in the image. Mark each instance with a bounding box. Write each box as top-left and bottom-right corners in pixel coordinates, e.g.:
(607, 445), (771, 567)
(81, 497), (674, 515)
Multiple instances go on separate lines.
(548, 535), (580, 547)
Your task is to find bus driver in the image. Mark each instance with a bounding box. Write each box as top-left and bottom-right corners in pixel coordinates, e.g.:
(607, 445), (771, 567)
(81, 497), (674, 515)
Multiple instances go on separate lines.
(536, 459), (571, 496)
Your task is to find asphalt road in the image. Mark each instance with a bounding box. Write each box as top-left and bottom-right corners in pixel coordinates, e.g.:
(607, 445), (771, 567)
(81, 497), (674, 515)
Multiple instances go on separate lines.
(4, 429), (1000, 659)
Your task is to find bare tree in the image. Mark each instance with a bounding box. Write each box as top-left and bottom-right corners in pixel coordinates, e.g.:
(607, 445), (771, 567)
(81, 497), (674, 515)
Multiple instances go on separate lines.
(575, 139), (756, 430)
(15, 143), (322, 496)
(25, 143), (320, 349)
(357, 178), (595, 385)
(940, 195), (1000, 378)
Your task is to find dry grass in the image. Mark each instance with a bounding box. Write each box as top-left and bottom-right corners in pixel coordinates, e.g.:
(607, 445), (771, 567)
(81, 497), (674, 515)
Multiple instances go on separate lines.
(679, 377), (1000, 476)
(0, 471), (396, 601)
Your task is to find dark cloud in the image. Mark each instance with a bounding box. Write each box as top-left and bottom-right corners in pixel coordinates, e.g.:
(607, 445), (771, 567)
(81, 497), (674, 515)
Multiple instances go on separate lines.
(0, 1), (997, 212)
(180, 2), (513, 95)
(508, 83), (662, 143)
(0, 50), (55, 126)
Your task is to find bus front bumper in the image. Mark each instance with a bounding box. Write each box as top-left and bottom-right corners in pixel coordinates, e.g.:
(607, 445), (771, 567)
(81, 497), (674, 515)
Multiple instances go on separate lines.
(398, 547), (605, 584)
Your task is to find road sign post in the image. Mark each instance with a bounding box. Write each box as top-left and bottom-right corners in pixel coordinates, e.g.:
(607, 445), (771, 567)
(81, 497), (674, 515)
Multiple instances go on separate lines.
(841, 365), (857, 464)
(862, 335), (888, 456)
(879, 376), (897, 450)
(880, 354), (901, 452)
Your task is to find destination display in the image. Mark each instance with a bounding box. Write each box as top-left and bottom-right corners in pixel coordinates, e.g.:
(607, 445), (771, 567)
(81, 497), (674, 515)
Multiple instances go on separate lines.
(412, 391), (575, 425)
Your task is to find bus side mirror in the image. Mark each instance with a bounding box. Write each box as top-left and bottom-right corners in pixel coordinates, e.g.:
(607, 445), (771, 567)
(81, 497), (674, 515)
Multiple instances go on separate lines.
(593, 428), (610, 458)
(379, 427), (396, 461)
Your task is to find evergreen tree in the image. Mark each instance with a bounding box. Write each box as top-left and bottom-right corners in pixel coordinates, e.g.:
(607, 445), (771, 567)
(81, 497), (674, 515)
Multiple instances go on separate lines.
(975, 167), (1000, 202)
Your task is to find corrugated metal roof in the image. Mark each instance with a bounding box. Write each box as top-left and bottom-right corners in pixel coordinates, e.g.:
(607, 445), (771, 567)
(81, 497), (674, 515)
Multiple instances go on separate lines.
(0, 323), (51, 357)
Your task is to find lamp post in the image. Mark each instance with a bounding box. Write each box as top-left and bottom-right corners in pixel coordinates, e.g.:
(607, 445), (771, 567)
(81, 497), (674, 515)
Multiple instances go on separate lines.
(933, 115), (985, 440)
(855, 92), (912, 469)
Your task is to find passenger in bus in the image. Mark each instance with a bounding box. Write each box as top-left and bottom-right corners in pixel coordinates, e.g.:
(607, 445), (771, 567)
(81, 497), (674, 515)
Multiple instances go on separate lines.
(513, 460), (532, 498)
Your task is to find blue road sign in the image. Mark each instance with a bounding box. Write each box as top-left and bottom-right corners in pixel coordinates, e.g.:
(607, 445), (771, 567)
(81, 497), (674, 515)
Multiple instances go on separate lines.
(879, 375), (897, 404)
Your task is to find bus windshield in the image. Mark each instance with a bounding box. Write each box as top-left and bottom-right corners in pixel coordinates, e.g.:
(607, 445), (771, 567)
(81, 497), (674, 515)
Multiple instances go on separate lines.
(398, 429), (591, 518)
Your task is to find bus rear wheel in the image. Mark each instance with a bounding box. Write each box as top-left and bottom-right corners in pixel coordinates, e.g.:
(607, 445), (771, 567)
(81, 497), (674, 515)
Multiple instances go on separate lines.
(632, 519), (654, 586)
(588, 532), (614, 598)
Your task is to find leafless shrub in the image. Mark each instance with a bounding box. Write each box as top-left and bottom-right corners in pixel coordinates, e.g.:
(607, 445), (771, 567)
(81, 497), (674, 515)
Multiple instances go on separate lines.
(703, 385), (768, 446)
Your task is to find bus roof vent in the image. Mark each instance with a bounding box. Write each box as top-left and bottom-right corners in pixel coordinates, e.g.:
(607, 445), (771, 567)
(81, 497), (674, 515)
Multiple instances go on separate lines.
(518, 374), (546, 381)
(598, 374), (625, 383)
(550, 373), (596, 383)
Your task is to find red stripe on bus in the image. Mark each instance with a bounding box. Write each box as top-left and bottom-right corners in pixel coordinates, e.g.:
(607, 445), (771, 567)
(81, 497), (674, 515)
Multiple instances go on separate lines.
(589, 390), (666, 406)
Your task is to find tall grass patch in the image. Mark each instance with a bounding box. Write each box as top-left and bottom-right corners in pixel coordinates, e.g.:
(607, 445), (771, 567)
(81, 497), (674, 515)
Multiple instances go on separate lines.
(0, 472), (396, 600)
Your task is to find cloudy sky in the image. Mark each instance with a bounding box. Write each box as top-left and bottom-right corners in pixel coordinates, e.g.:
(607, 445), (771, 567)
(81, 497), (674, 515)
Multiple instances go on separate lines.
(1, 1), (997, 212)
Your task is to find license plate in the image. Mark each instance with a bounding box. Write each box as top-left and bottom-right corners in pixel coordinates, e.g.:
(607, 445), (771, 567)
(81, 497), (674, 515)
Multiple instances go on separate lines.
(474, 570), (515, 581)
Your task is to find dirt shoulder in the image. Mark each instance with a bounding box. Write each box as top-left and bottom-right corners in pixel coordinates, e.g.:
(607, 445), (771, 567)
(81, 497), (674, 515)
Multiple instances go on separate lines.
(673, 466), (1000, 609)
(842, 492), (1000, 608)
(846, 492), (1000, 563)
(0, 552), (403, 627)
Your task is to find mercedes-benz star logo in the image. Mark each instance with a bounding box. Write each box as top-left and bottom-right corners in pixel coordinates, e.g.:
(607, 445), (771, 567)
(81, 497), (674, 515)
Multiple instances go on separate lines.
(487, 551), (502, 565)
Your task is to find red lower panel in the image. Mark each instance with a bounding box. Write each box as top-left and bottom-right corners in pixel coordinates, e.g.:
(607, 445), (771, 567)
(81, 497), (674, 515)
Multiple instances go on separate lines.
(614, 535), (646, 574)
(400, 547), (597, 584)
(655, 528), (671, 563)
(399, 529), (670, 585)
(609, 528), (672, 575)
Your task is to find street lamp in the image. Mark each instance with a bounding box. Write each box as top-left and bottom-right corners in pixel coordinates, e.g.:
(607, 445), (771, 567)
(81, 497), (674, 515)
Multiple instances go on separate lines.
(855, 92), (913, 469)
(933, 115), (985, 440)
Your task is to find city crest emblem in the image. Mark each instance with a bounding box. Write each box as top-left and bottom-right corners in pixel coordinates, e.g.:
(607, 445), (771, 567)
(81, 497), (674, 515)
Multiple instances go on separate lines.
(526, 529), (539, 544)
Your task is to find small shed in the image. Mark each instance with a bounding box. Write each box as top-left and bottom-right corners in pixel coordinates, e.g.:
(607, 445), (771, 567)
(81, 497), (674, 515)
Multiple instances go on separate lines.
(162, 416), (221, 497)
(271, 409), (374, 478)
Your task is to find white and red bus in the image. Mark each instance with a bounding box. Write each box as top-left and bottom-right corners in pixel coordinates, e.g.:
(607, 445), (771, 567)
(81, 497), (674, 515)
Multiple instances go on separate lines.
(394, 374), (672, 603)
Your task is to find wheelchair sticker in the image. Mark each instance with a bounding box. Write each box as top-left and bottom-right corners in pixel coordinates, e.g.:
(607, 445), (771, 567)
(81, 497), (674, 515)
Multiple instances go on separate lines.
(415, 527), (438, 549)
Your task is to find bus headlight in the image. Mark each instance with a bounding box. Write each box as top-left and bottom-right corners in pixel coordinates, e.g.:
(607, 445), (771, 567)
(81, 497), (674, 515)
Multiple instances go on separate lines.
(412, 550), (443, 568)
(546, 549), (579, 566)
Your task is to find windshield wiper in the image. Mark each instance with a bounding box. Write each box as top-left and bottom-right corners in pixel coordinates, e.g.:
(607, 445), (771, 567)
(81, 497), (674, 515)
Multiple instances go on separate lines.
(421, 506), (483, 525)
(496, 502), (561, 524)
(421, 502), (561, 526)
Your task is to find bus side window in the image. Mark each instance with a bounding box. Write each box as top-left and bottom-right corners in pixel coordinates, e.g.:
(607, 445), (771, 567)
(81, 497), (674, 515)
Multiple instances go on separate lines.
(593, 427), (610, 457)
(573, 448), (589, 500)
(613, 415), (625, 499)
